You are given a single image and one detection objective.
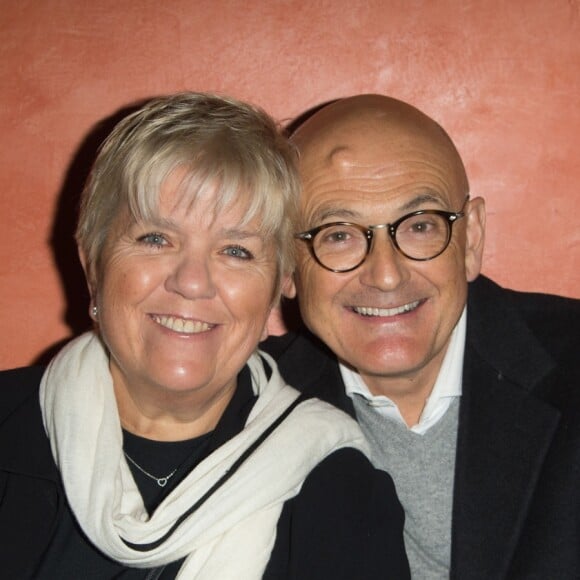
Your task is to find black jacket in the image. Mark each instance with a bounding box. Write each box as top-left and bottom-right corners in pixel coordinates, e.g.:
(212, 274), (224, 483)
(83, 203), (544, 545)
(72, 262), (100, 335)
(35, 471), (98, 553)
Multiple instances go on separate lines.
(262, 275), (580, 579)
(0, 365), (410, 579)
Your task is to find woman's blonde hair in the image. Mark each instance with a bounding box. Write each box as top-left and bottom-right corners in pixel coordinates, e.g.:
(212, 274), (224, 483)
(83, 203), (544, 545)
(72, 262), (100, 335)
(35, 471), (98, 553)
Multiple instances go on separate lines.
(76, 92), (300, 286)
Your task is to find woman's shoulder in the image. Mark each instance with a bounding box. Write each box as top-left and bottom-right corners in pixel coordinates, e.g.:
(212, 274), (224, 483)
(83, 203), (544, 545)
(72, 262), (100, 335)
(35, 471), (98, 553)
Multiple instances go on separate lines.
(0, 365), (44, 384)
(266, 447), (410, 579)
(293, 447), (403, 522)
(0, 366), (45, 423)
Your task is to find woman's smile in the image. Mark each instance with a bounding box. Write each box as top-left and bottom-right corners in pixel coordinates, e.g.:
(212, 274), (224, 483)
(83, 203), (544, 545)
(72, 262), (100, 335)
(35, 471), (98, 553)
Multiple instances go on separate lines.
(150, 314), (214, 334)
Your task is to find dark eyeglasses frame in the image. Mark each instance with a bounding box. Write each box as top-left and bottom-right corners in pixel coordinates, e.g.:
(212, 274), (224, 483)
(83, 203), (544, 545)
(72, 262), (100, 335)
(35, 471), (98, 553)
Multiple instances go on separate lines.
(295, 196), (470, 273)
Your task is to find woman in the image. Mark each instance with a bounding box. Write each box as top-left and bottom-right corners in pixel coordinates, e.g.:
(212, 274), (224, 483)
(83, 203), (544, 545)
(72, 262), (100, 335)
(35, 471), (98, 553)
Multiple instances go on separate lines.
(0, 93), (409, 578)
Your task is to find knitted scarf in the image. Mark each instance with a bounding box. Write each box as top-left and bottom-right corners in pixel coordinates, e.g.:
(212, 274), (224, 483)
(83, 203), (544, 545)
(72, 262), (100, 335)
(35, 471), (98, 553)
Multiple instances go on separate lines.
(39, 332), (369, 578)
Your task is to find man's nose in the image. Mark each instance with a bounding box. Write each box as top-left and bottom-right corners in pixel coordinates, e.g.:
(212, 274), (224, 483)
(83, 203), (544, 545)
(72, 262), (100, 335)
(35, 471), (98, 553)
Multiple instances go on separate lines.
(357, 230), (409, 290)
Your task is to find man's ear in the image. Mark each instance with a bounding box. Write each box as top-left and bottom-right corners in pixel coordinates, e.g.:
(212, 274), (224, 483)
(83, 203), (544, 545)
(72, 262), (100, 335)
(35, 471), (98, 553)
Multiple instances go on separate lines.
(280, 274), (296, 299)
(262, 274), (295, 340)
(264, 305), (289, 340)
(464, 196), (486, 282)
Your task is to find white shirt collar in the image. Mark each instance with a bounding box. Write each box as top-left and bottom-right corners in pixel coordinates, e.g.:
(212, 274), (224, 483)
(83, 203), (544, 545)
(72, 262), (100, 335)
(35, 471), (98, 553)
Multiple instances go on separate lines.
(340, 307), (466, 435)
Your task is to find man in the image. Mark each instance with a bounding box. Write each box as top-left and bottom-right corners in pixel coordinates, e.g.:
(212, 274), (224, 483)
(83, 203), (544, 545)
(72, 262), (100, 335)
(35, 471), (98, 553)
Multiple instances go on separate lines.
(263, 95), (580, 579)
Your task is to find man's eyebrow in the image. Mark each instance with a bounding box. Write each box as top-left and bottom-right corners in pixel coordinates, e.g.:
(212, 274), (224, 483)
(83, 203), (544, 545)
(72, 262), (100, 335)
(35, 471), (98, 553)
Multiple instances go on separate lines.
(399, 193), (445, 212)
(309, 193), (445, 226)
(309, 207), (361, 224)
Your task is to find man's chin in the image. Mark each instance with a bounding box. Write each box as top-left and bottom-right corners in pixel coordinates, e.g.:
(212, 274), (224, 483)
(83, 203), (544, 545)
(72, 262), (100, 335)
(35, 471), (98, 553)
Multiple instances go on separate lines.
(337, 334), (426, 371)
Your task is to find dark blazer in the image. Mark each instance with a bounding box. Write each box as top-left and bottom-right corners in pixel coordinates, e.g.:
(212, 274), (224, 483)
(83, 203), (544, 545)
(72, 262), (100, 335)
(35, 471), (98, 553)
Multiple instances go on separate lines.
(0, 366), (410, 579)
(262, 275), (580, 580)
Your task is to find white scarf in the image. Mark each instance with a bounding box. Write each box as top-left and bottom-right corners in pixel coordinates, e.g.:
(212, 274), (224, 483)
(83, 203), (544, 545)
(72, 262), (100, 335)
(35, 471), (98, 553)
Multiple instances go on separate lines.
(39, 332), (369, 579)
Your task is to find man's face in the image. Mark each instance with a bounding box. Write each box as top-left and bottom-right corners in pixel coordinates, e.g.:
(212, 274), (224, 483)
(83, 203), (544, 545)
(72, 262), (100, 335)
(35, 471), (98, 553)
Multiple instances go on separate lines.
(293, 110), (485, 398)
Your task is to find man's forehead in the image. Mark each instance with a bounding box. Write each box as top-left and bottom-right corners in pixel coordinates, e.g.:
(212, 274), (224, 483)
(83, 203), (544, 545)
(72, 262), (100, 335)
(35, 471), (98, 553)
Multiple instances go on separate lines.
(297, 121), (435, 171)
(297, 127), (453, 186)
(317, 140), (407, 172)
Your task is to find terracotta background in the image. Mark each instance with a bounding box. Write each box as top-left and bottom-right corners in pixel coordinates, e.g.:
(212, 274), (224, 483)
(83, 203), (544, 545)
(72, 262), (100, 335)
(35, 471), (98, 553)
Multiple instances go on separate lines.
(1, 0), (579, 370)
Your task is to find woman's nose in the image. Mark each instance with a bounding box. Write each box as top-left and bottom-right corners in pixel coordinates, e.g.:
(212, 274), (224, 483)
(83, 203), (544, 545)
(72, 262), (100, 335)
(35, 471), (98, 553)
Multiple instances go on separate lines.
(164, 252), (217, 299)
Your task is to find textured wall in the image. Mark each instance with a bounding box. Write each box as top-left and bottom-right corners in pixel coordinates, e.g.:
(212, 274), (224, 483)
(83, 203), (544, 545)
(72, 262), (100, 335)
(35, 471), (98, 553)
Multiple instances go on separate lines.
(1, 0), (579, 369)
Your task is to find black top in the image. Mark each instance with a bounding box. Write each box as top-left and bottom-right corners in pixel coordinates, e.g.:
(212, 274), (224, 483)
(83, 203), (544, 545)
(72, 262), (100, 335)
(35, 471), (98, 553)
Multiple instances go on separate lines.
(0, 363), (410, 579)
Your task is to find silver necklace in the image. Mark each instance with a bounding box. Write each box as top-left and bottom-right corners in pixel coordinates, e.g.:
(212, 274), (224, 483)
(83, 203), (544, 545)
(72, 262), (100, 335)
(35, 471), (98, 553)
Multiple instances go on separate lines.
(124, 452), (178, 488)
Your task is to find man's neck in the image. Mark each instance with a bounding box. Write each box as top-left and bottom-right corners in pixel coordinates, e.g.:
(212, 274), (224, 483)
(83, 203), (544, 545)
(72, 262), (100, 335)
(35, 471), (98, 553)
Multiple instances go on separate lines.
(360, 364), (443, 428)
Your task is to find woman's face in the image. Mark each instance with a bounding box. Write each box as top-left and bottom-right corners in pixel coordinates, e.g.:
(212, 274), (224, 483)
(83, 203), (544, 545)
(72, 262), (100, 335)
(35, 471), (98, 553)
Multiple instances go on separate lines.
(85, 173), (279, 414)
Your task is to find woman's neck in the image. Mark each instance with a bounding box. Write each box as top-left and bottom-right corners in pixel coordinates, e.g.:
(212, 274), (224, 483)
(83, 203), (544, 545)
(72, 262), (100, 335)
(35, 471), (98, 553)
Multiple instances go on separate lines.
(114, 378), (237, 441)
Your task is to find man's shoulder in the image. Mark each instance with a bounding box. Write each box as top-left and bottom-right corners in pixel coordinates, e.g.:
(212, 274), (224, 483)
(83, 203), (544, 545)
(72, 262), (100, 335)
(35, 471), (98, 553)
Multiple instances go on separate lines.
(261, 331), (353, 412)
(467, 275), (580, 424)
(469, 275), (580, 362)
(470, 275), (579, 315)
(261, 329), (337, 375)
(260, 332), (298, 360)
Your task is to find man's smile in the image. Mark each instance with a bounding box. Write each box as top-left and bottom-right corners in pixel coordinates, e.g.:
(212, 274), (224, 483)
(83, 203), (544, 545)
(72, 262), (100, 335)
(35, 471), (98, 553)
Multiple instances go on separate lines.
(352, 300), (422, 317)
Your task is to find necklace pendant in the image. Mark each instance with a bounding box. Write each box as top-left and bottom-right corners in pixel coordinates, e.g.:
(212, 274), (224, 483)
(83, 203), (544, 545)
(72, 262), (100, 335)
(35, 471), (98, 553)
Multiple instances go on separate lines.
(124, 452), (178, 488)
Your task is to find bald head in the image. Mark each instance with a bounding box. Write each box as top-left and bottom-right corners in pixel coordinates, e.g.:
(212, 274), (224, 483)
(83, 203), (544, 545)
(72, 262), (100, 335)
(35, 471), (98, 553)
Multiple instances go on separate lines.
(291, 94), (469, 210)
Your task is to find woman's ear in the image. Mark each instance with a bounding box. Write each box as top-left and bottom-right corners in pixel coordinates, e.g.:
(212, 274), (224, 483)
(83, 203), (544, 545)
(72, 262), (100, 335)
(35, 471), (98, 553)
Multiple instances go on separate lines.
(464, 196), (486, 282)
(78, 247), (98, 319)
(78, 247), (94, 291)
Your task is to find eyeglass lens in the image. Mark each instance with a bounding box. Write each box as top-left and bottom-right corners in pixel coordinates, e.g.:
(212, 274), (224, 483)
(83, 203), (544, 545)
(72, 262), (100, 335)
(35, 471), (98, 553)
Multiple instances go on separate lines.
(313, 212), (452, 271)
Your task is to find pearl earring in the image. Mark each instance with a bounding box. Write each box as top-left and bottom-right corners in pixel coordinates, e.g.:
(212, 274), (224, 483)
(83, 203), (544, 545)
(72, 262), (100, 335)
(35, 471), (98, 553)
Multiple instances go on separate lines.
(91, 305), (98, 318)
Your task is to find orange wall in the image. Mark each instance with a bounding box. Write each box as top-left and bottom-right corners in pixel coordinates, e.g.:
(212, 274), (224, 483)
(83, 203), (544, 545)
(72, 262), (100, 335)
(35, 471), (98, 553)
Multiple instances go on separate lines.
(1, 0), (579, 369)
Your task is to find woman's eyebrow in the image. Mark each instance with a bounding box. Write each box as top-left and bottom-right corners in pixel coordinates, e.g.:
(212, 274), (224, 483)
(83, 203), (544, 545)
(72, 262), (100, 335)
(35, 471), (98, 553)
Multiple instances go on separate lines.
(220, 227), (265, 240)
(135, 216), (179, 230)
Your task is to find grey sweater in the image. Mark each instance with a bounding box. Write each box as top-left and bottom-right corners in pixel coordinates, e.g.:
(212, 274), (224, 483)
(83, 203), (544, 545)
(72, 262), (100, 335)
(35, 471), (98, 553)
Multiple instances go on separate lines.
(352, 395), (460, 579)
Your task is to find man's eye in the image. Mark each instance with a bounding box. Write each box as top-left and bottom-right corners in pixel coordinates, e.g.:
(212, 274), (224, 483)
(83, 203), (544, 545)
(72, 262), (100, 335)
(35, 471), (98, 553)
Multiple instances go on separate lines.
(318, 225), (364, 247)
(137, 232), (167, 247)
(410, 221), (432, 233)
(223, 245), (253, 260)
(319, 228), (356, 245)
(401, 217), (441, 236)
(326, 231), (351, 243)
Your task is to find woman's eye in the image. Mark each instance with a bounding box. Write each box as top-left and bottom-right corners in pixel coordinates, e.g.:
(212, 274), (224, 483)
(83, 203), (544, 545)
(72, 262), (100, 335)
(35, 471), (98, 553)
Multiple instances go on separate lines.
(137, 232), (167, 247)
(223, 245), (253, 260)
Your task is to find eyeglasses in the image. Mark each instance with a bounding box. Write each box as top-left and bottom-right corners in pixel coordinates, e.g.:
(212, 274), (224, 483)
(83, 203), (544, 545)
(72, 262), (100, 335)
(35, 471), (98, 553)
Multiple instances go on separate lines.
(295, 196), (470, 273)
